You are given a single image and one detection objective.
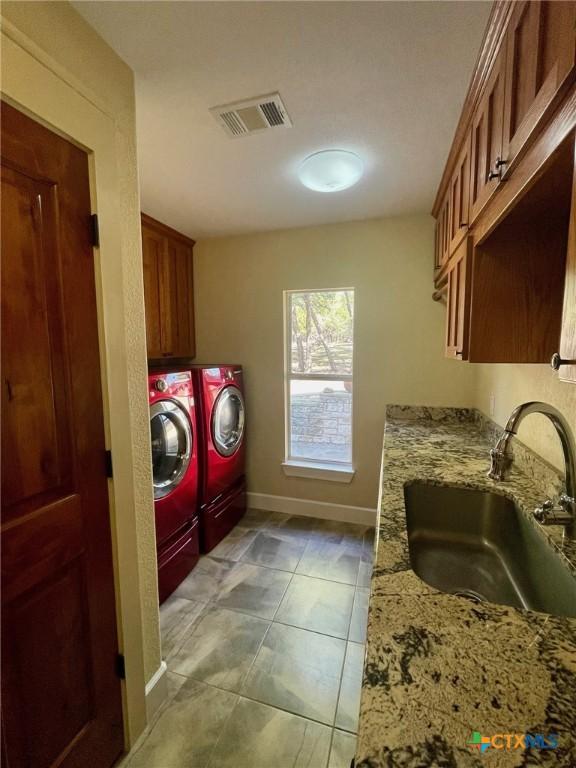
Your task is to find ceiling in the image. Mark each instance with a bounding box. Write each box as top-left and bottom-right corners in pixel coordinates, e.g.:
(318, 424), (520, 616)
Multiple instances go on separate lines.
(74, 1), (491, 239)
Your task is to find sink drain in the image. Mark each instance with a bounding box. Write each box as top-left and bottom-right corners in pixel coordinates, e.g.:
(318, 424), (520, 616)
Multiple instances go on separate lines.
(452, 589), (485, 604)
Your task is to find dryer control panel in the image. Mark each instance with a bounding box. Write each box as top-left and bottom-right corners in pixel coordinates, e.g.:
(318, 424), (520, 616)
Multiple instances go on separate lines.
(148, 370), (193, 402)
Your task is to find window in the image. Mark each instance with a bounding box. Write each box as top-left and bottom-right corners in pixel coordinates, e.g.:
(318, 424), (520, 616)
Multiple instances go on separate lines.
(284, 288), (354, 479)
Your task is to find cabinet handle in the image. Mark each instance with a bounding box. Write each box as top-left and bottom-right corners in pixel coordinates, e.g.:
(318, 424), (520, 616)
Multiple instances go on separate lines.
(459, 221), (468, 228)
(551, 353), (576, 370)
(488, 157), (507, 181)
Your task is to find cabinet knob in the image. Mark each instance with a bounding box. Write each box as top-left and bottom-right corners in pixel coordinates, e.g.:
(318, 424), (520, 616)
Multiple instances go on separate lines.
(551, 352), (576, 370)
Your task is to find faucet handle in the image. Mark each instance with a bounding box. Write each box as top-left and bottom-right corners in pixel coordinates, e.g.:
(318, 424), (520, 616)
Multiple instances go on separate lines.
(558, 494), (575, 514)
(487, 447), (512, 481)
(534, 499), (555, 523)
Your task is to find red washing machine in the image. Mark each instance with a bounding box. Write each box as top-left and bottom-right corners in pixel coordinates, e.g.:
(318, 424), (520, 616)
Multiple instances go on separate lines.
(192, 365), (246, 552)
(149, 370), (200, 603)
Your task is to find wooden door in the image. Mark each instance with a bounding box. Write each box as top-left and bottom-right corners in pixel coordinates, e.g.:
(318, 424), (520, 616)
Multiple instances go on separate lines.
(445, 238), (472, 360)
(502, 0), (576, 175)
(470, 44), (507, 223)
(1, 103), (123, 768)
(448, 132), (472, 255)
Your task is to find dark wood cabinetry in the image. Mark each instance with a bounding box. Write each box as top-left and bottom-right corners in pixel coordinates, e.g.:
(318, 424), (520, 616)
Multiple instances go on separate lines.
(502, 0), (576, 174)
(470, 44), (506, 222)
(448, 132), (472, 253)
(433, 0), (576, 382)
(445, 238), (471, 360)
(141, 213), (196, 362)
(559, 151), (576, 383)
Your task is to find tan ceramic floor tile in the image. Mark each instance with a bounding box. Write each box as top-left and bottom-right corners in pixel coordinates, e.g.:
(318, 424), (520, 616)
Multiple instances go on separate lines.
(275, 574), (355, 638)
(160, 596), (206, 659)
(240, 529), (308, 571)
(241, 622), (346, 725)
(335, 642), (365, 732)
(207, 696), (332, 768)
(349, 587), (370, 643)
(329, 729), (357, 768)
(169, 605), (270, 692)
(128, 677), (237, 768)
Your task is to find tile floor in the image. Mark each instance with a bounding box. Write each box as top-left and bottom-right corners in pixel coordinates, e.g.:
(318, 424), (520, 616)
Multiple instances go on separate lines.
(124, 509), (373, 768)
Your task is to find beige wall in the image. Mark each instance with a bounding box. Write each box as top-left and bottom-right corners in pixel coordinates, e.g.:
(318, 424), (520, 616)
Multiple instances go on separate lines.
(1, 1), (160, 744)
(195, 215), (477, 509)
(474, 365), (576, 470)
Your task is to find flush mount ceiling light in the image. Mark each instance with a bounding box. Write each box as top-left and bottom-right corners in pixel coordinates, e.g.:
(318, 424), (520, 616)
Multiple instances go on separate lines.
(298, 150), (364, 192)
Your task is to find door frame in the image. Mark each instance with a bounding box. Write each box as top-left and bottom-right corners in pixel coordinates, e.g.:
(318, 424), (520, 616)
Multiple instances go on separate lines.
(1, 16), (162, 748)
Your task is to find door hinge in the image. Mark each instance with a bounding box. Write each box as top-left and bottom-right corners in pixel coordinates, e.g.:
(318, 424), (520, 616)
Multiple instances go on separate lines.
(105, 449), (113, 478)
(115, 653), (126, 680)
(90, 213), (100, 248)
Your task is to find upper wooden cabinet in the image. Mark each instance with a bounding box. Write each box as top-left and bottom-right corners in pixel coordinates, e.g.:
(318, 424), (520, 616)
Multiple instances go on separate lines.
(141, 213), (196, 362)
(434, 192), (451, 270)
(559, 144), (576, 383)
(502, 0), (576, 174)
(434, 134), (472, 271)
(470, 43), (506, 223)
(445, 238), (471, 360)
(448, 132), (472, 253)
(432, 0), (576, 381)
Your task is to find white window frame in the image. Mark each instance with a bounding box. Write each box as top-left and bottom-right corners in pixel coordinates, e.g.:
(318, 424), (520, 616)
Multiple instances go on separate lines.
(282, 288), (355, 483)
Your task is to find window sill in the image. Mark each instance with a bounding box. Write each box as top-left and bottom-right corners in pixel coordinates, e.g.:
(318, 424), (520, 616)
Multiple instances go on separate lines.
(281, 460), (355, 483)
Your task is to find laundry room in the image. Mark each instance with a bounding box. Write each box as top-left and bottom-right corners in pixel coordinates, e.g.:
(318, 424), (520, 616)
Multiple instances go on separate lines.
(1, 2), (576, 768)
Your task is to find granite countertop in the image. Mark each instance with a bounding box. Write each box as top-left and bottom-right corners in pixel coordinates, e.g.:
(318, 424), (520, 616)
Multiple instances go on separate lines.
(356, 407), (576, 768)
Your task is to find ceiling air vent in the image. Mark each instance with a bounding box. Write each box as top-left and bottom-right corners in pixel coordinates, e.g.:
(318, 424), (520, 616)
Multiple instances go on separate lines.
(210, 93), (292, 138)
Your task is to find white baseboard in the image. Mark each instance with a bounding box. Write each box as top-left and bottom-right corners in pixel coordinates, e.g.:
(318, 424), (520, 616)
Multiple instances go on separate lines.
(145, 661), (168, 722)
(247, 492), (376, 526)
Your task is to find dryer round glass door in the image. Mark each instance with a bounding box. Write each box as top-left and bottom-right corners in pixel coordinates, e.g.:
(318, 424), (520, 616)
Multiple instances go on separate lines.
(150, 400), (192, 499)
(211, 385), (245, 457)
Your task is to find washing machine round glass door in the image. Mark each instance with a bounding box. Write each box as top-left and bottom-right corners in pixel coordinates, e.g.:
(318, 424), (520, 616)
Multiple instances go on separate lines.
(211, 385), (245, 457)
(150, 400), (192, 499)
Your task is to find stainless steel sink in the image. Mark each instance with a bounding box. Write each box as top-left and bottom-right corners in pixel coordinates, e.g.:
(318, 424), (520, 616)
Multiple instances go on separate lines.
(404, 481), (576, 618)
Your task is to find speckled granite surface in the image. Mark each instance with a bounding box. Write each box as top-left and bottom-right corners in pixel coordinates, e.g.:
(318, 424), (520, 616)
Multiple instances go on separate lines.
(356, 407), (576, 768)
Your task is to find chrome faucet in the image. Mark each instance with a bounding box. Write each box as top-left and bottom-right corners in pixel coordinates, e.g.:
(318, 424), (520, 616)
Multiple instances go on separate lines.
(487, 401), (576, 539)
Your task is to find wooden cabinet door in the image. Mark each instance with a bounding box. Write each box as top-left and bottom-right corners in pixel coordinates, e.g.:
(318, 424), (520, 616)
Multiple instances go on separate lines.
(141, 214), (195, 361)
(437, 192), (451, 267)
(470, 44), (507, 223)
(142, 225), (164, 357)
(434, 219), (442, 272)
(502, 0), (576, 175)
(559, 137), (576, 383)
(445, 238), (472, 360)
(168, 239), (196, 358)
(1, 104), (123, 768)
(157, 239), (177, 357)
(448, 132), (472, 254)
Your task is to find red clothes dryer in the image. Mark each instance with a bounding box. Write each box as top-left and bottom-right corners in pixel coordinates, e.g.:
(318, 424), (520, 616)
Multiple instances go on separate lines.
(192, 365), (247, 552)
(149, 370), (200, 602)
